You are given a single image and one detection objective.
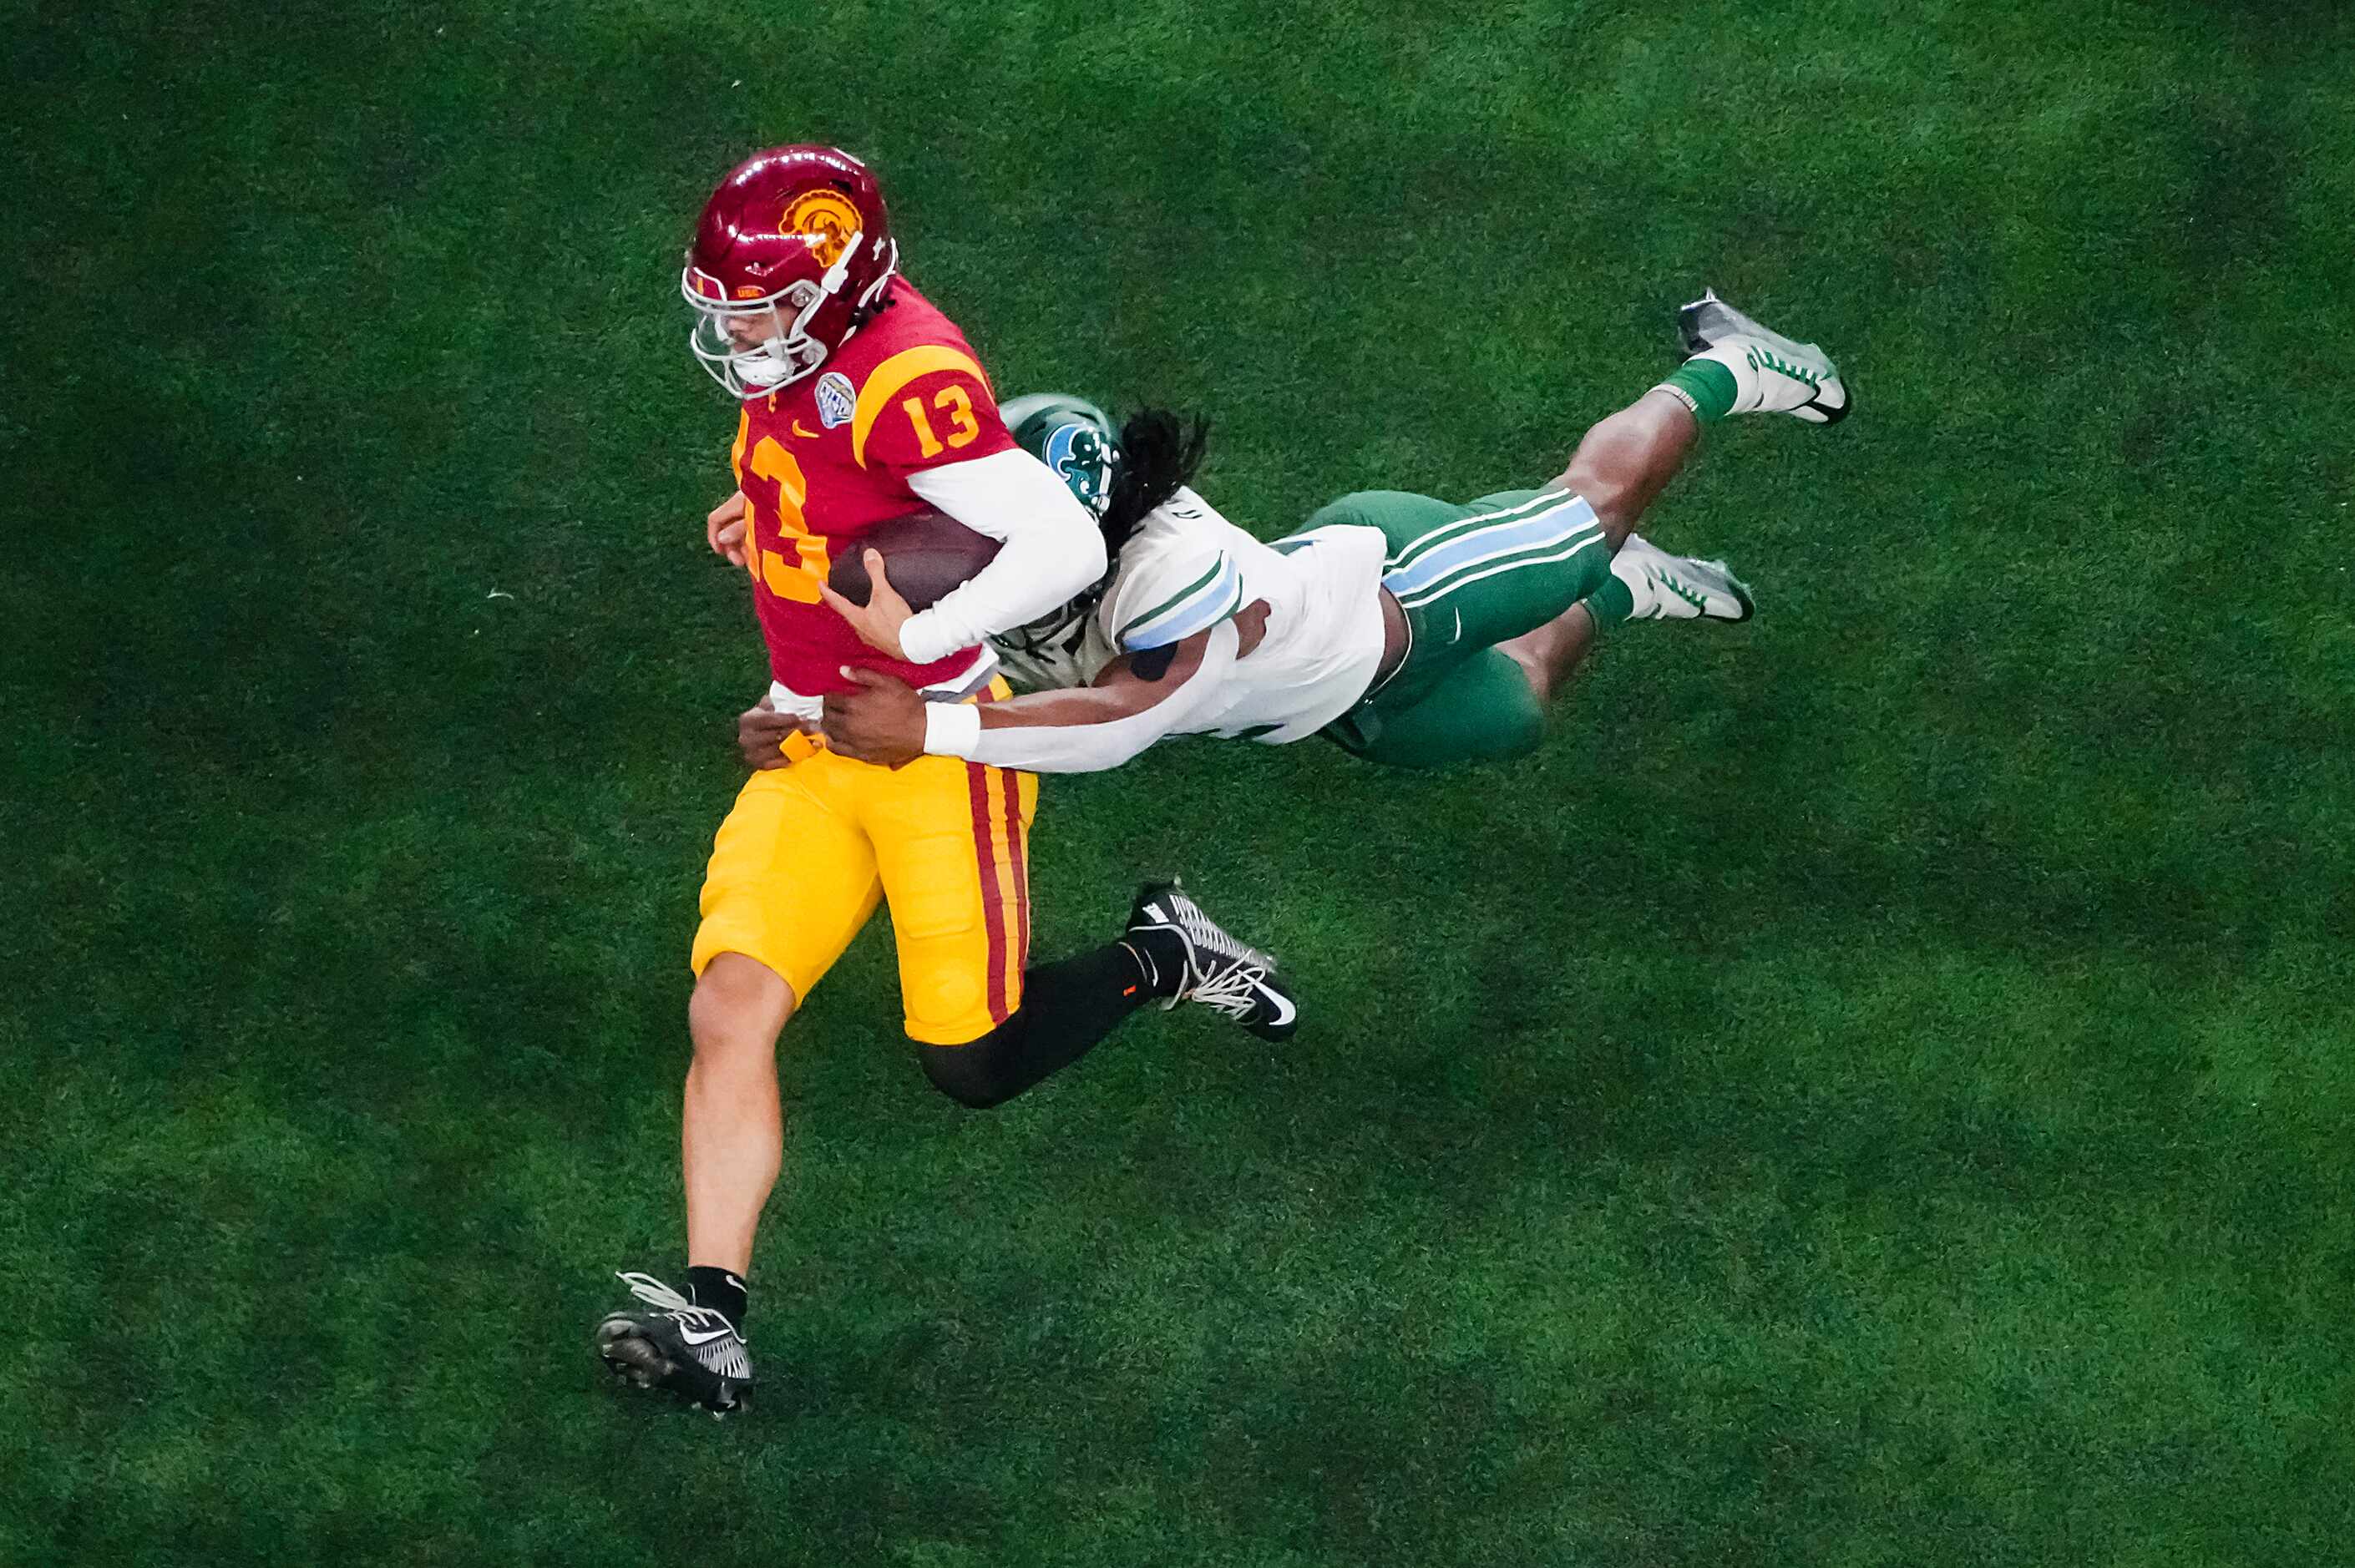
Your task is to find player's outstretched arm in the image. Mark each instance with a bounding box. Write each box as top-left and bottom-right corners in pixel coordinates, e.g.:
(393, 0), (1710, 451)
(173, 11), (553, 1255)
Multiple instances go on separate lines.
(821, 622), (1237, 772)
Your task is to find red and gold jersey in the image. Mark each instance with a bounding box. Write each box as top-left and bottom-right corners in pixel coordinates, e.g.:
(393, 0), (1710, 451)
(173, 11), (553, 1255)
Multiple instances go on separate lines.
(728, 276), (1017, 695)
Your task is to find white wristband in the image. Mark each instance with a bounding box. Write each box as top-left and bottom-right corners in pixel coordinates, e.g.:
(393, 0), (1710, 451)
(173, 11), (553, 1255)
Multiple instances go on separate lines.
(923, 699), (984, 759)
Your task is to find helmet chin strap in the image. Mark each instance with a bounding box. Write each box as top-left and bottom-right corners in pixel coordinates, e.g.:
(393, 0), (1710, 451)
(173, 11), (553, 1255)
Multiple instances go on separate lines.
(818, 231), (864, 297)
(738, 347), (793, 389)
(734, 262), (842, 391)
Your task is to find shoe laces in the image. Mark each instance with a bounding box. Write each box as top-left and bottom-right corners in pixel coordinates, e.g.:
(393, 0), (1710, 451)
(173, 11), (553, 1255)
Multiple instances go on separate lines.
(1659, 570), (1710, 612)
(1150, 892), (1276, 1014)
(1748, 344), (1821, 388)
(1162, 892), (1272, 969)
(1176, 958), (1273, 1020)
(616, 1271), (737, 1337)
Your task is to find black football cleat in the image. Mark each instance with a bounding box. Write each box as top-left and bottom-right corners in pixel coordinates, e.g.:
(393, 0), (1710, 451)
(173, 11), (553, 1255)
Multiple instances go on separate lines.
(595, 1271), (754, 1418)
(1124, 880), (1299, 1041)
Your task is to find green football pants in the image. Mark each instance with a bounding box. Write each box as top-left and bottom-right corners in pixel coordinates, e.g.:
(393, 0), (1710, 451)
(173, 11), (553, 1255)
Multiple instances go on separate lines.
(1305, 487), (1610, 769)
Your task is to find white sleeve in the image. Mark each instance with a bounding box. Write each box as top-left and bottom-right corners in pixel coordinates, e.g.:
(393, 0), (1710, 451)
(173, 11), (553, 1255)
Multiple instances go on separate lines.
(1104, 537), (1242, 656)
(923, 621), (1238, 774)
(898, 449), (1108, 666)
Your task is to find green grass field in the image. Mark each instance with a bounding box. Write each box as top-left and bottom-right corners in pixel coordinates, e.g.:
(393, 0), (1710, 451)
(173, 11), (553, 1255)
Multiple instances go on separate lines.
(7, 1), (2353, 1561)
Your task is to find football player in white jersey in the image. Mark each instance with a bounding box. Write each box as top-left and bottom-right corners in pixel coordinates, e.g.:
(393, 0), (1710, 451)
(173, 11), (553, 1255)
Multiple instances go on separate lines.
(804, 291), (1848, 775)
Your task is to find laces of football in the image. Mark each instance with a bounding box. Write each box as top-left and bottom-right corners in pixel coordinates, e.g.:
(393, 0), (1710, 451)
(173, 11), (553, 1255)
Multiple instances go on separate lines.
(617, 1271), (734, 1334)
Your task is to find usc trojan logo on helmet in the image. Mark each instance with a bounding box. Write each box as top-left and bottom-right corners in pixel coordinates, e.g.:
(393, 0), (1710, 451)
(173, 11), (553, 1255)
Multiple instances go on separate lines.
(683, 145), (902, 398)
(781, 188), (862, 269)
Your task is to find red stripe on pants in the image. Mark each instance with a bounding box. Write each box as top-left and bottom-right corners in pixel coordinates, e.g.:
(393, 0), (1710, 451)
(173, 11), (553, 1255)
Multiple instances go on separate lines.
(999, 769), (1030, 974)
(966, 761), (1010, 1022)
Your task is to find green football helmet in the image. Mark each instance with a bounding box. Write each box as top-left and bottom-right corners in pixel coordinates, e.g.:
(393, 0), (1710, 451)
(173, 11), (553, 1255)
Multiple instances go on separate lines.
(994, 391), (1123, 687)
(1001, 392), (1122, 520)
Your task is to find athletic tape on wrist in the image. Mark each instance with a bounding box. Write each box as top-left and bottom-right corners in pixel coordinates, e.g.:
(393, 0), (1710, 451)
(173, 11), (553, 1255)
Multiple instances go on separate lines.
(924, 699), (984, 759)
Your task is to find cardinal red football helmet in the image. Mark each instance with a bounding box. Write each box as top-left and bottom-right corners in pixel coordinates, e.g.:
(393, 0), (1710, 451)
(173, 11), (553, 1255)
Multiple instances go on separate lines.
(681, 145), (902, 398)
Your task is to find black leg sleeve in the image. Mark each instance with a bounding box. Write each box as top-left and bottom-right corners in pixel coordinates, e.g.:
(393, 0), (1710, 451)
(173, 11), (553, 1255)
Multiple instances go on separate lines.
(921, 943), (1152, 1109)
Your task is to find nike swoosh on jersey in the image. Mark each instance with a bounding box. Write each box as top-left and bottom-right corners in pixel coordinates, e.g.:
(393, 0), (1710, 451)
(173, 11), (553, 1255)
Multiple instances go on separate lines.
(791, 420), (821, 439)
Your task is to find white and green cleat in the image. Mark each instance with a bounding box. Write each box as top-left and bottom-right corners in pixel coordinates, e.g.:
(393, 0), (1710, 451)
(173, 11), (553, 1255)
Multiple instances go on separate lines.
(1611, 534), (1755, 622)
(1677, 288), (1850, 425)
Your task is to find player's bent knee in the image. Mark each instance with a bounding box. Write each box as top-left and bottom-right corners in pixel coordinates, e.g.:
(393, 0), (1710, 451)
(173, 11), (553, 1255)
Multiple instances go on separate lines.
(919, 1034), (1020, 1110)
(1485, 710), (1547, 762)
(689, 953), (798, 1063)
(1553, 467), (1628, 538)
(1496, 638), (1555, 710)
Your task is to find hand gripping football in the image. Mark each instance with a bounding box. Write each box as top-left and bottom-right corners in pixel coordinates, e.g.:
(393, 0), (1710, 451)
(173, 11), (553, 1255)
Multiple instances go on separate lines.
(827, 508), (1001, 610)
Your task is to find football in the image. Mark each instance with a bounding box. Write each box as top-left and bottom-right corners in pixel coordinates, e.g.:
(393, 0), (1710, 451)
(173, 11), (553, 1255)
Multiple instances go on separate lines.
(827, 508), (1000, 610)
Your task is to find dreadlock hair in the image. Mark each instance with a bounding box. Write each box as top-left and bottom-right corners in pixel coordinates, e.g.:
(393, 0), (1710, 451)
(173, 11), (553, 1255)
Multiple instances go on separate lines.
(1102, 408), (1211, 554)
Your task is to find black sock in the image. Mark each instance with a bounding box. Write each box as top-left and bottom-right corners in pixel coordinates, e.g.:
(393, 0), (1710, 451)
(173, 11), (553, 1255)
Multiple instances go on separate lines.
(686, 1266), (747, 1331)
(1022, 940), (1158, 1049)
(921, 943), (1154, 1108)
(1121, 928), (1186, 999)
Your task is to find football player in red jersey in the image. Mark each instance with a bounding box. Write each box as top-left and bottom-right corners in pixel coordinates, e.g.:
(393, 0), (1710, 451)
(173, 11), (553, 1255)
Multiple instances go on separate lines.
(595, 147), (1298, 1415)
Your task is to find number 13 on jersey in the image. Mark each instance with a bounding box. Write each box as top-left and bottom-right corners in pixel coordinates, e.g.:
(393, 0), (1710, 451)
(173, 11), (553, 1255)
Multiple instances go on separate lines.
(900, 383), (980, 459)
(734, 432), (830, 603)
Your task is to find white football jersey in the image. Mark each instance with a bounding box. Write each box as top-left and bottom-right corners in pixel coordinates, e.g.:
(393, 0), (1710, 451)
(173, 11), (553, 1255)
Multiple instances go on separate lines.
(993, 487), (1389, 745)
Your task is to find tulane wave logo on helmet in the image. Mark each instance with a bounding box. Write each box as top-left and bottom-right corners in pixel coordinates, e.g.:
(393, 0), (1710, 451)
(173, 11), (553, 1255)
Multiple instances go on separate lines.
(1042, 422), (1115, 518)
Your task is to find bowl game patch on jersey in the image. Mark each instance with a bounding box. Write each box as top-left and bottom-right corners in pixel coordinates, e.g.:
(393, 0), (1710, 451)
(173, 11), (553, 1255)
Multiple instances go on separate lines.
(816, 371), (855, 428)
